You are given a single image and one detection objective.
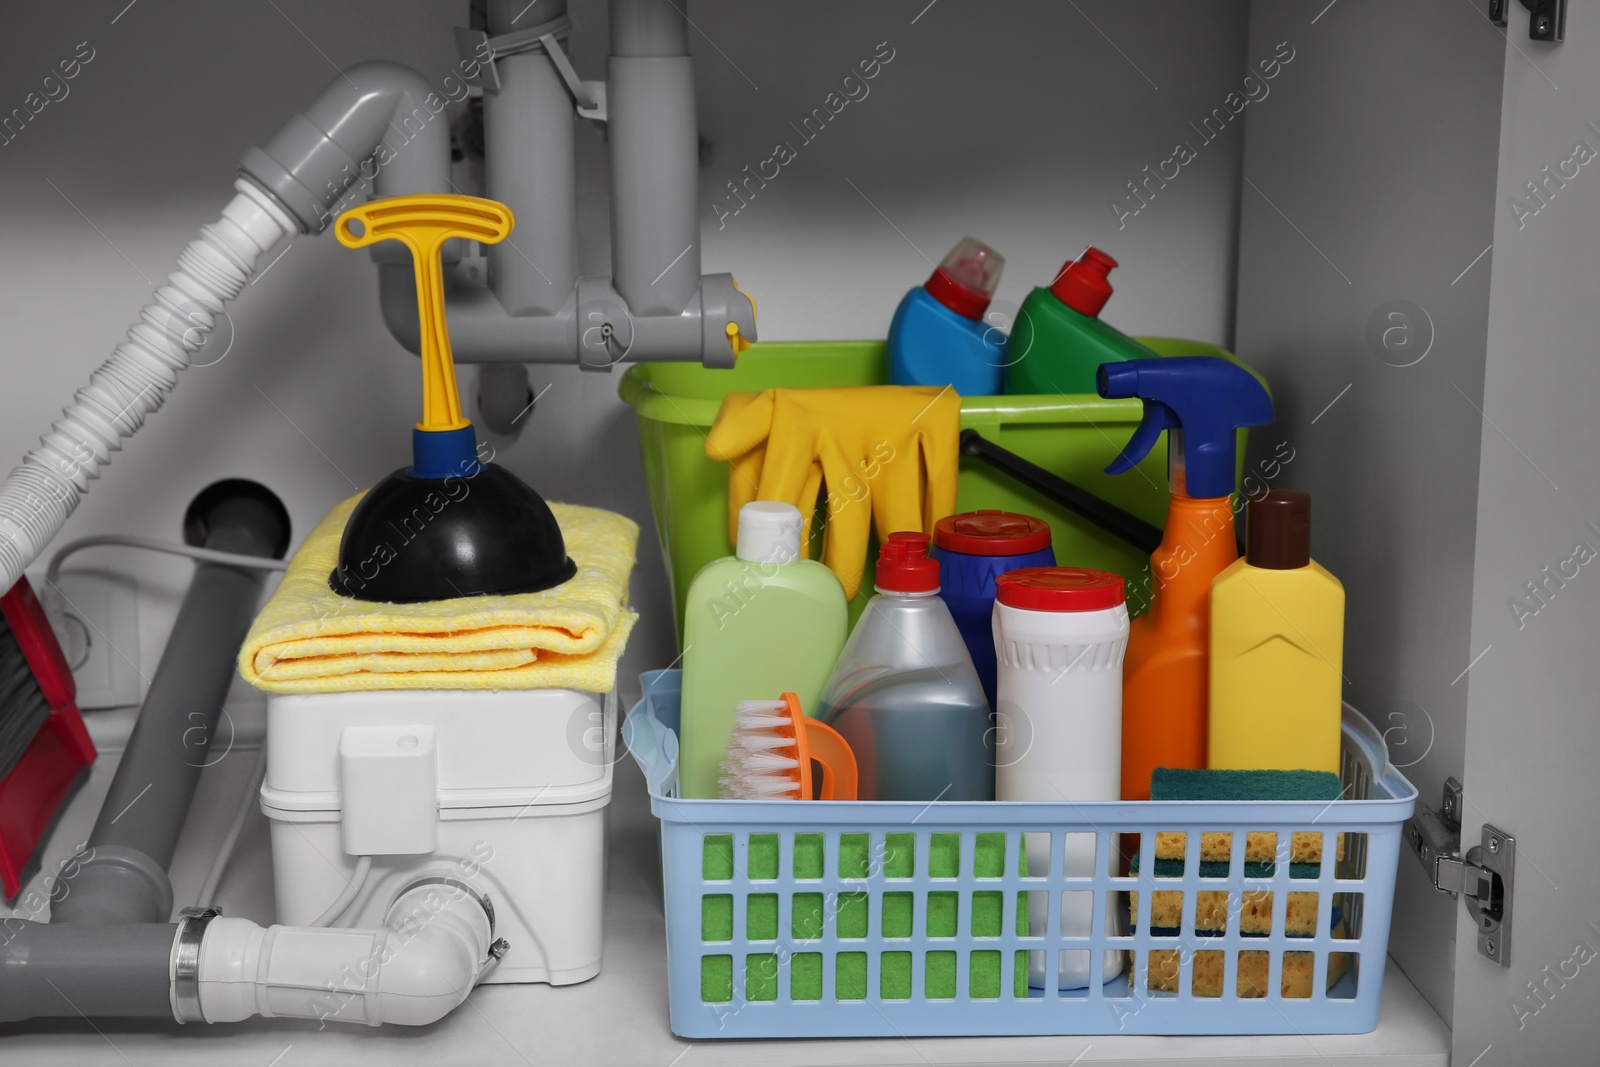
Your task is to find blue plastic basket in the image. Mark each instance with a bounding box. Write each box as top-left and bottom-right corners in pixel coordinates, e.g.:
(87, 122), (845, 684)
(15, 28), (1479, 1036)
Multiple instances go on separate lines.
(624, 670), (1417, 1039)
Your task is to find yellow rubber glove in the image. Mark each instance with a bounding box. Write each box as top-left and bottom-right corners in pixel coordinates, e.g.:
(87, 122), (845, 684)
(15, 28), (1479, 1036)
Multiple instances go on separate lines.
(705, 385), (960, 599)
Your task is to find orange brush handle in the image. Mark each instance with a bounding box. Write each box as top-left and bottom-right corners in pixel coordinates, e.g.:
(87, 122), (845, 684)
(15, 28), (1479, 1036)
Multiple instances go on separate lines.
(782, 692), (859, 801)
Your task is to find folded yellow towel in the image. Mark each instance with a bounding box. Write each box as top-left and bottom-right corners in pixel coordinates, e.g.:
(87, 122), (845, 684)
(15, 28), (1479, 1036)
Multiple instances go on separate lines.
(239, 492), (639, 694)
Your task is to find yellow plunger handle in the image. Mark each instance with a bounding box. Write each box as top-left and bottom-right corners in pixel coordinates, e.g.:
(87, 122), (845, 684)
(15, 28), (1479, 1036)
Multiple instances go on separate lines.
(336, 194), (515, 432)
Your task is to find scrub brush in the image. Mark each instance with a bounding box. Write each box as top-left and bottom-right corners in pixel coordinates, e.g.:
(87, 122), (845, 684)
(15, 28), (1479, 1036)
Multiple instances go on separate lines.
(719, 693), (858, 801)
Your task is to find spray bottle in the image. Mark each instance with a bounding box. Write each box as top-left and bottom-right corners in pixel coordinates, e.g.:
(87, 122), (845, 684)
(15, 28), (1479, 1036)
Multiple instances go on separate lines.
(1096, 356), (1273, 800)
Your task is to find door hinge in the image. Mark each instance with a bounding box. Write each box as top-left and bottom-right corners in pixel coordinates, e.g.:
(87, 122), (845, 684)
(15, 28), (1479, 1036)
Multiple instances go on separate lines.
(1514, 0), (1566, 42)
(1406, 777), (1515, 967)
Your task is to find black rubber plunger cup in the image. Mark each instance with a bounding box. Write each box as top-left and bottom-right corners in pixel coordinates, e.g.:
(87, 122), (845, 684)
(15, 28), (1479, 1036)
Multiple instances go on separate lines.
(329, 440), (576, 603)
(326, 193), (576, 603)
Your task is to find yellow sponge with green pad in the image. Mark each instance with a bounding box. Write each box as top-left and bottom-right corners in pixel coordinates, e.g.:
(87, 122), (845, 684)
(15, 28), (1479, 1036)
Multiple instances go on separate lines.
(1150, 767), (1344, 864)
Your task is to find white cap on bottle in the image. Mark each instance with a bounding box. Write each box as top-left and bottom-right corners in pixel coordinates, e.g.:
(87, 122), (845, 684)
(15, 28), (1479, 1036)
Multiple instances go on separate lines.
(736, 501), (802, 565)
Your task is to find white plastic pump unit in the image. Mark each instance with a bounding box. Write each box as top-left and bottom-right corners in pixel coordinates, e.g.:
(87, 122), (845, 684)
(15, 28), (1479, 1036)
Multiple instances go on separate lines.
(259, 687), (616, 986)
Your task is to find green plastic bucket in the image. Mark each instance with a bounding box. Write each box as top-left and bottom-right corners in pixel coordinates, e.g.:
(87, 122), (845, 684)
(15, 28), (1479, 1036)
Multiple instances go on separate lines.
(619, 338), (1254, 642)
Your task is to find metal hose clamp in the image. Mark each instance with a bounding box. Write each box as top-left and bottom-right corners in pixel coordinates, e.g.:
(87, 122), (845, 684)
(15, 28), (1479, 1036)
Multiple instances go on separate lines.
(171, 905), (222, 1024)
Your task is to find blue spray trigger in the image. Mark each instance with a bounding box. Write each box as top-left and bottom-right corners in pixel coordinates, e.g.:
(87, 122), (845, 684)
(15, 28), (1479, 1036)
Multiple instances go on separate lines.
(1096, 356), (1273, 499)
(1106, 400), (1179, 475)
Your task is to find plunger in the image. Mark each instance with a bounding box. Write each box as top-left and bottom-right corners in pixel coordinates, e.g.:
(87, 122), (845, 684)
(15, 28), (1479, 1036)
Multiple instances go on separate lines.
(327, 194), (575, 603)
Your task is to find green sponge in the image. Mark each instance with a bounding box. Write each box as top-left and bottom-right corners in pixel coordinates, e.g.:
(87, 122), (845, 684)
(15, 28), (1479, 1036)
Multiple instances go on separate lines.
(1150, 767), (1342, 802)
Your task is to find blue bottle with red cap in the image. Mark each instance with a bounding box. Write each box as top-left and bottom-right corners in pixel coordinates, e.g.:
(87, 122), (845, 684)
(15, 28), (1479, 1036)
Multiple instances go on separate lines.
(930, 510), (1056, 708)
(886, 237), (1006, 395)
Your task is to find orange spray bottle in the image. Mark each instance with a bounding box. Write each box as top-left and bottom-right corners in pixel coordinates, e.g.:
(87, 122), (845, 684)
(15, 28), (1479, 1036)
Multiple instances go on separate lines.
(1095, 357), (1274, 800)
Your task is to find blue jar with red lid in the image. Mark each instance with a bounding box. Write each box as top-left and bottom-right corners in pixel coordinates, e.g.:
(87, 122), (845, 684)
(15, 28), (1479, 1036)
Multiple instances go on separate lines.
(930, 510), (1056, 708)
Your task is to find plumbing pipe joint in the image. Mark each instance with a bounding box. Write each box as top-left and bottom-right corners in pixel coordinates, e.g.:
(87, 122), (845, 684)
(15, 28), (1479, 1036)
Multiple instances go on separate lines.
(188, 878), (500, 1027)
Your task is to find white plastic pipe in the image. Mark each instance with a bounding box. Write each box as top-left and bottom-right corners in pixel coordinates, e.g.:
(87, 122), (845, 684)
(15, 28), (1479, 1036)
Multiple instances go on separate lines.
(0, 179), (297, 593)
(194, 881), (495, 1027)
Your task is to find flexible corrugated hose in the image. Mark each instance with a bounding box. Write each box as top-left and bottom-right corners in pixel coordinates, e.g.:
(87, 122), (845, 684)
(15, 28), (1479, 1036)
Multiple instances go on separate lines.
(0, 179), (297, 593)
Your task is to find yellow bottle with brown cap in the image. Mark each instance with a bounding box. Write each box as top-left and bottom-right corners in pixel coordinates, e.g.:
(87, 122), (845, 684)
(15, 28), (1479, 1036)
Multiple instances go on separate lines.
(1207, 489), (1344, 773)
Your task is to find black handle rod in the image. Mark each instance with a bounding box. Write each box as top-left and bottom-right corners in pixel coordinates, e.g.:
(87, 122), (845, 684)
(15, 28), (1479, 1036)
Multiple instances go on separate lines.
(959, 428), (1164, 556)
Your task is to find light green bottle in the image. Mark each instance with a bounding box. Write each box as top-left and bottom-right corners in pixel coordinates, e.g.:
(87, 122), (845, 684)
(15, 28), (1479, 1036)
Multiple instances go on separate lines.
(679, 502), (848, 799)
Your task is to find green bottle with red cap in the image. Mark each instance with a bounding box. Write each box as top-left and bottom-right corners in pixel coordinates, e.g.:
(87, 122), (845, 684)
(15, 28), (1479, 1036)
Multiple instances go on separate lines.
(1003, 247), (1161, 395)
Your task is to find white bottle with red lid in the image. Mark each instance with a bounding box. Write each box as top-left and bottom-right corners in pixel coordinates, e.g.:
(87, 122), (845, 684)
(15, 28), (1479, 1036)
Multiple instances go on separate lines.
(992, 567), (1129, 989)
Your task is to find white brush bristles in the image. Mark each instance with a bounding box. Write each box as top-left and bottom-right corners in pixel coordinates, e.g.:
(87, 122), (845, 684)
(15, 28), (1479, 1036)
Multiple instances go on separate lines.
(719, 699), (803, 799)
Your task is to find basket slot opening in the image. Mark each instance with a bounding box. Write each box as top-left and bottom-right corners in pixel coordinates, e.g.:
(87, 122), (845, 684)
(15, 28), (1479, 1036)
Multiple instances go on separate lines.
(972, 890), (1004, 938)
(1060, 890), (1097, 938)
(1112, 831), (1136, 878)
(792, 891), (824, 940)
(747, 893), (778, 941)
(702, 833), (733, 881)
(973, 831), (1006, 879)
(1059, 950), (1090, 984)
(930, 833), (961, 878)
(792, 952), (823, 1001)
(838, 832), (872, 880)
(926, 950), (958, 1000)
(794, 832), (825, 879)
(1022, 890), (1048, 940)
(928, 891), (960, 938)
(838, 891), (869, 939)
(883, 832), (915, 878)
(1143, 949), (1183, 998)
(749, 833), (780, 879)
(1338, 830), (1369, 880)
(1330, 952), (1360, 999)
(1063, 832), (1097, 880)
(969, 949), (1003, 999)
(1334, 892), (1364, 940)
(746, 953), (780, 1001)
(1021, 831), (1051, 879)
(882, 891), (914, 939)
(702, 954), (733, 1003)
(836, 951), (867, 1000)
(701, 893), (732, 942)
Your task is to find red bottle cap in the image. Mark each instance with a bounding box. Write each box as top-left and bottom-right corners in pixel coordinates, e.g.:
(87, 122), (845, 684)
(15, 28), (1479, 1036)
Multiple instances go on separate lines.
(875, 531), (941, 592)
(933, 510), (1052, 556)
(924, 237), (1004, 321)
(995, 567), (1125, 612)
(1048, 247), (1118, 317)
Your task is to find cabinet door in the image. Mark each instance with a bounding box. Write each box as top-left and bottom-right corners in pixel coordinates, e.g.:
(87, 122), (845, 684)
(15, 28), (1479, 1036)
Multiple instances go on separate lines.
(1235, 0), (1505, 1029)
(1455, 11), (1600, 1064)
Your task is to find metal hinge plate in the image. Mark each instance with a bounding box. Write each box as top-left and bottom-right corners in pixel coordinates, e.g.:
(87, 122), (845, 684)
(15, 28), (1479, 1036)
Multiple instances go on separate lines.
(1406, 777), (1515, 966)
(1499, 0), (1566, 42)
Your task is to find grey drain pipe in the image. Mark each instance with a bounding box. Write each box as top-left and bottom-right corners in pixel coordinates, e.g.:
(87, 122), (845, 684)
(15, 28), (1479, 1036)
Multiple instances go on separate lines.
(0, 481), (285, 1021)
(370, 0), (757, 370)
(3, 482), (502, 1026)
(51, 481), (290, 925)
